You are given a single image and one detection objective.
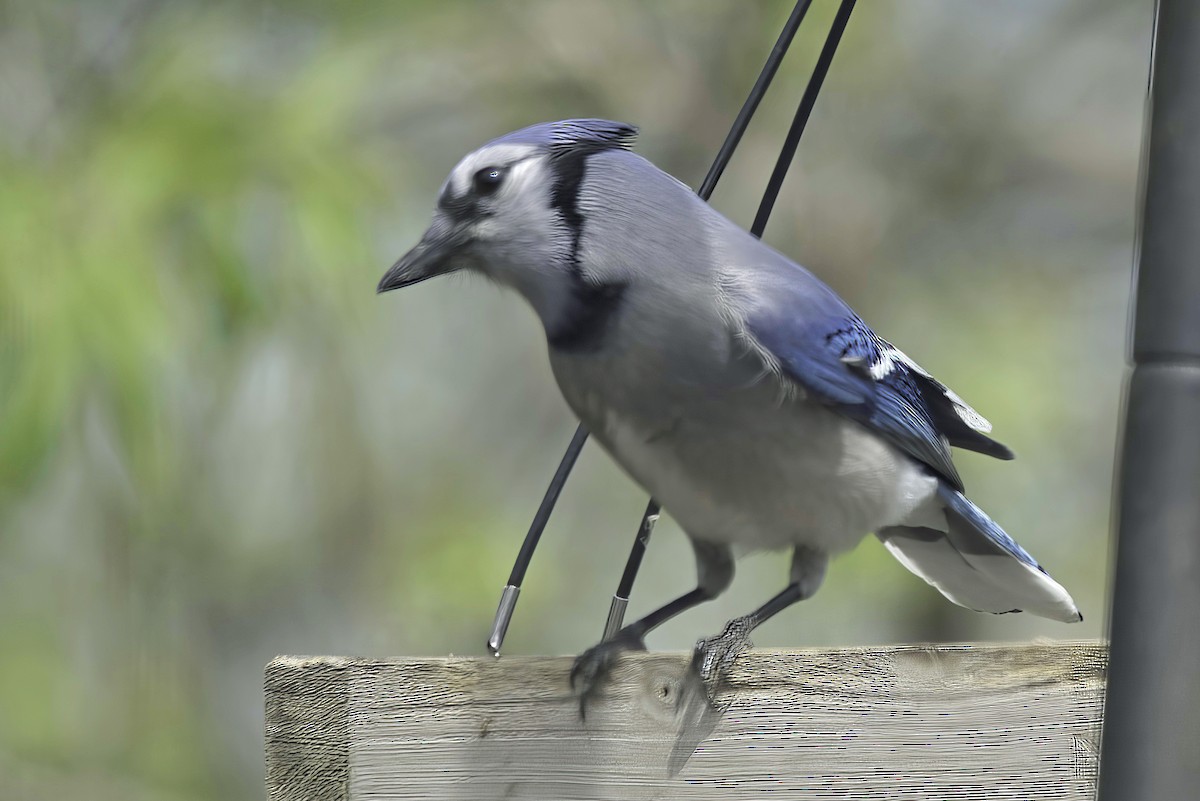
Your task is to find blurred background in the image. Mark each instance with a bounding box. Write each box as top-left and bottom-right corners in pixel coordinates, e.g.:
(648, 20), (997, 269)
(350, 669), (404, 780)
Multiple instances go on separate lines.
(0, 0), (1150, 798)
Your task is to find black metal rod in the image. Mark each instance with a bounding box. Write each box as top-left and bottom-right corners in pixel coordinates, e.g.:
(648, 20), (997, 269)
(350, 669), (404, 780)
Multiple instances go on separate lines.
(506, 424), (590, 587)
(1098, 0), (1200, 796)
(492, 0), (847, 654)
(602, 498), (661, 640)
(603, 0), (857, 638)
(697, 0), (815, 201)
(602, 0), (818, 639)
(751, 0), (856, 238)
(488, 424), (589, 654)
(616, 500), (660, 599)
(494, 0), (816, 653)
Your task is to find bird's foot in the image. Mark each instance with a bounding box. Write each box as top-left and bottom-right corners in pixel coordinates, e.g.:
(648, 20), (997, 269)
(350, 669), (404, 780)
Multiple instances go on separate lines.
(690, 616), (754, 703)
(569, 627), (647, 718)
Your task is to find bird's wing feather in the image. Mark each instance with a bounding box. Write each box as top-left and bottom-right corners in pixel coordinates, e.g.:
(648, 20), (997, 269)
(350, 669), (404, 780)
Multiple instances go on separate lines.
(741, 264), (1009, 490)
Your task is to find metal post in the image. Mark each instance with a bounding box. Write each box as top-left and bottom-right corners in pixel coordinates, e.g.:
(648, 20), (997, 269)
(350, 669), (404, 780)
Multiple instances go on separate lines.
(1098, 2), (1200, 797)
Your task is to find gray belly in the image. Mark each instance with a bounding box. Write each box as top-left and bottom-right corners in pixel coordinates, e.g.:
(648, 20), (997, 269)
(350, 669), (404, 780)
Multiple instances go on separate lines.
(550, 351), (938, 555)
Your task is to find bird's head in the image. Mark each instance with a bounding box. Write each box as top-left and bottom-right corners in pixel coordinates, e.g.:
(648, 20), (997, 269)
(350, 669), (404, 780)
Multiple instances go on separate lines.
(377, 120), (639, 335)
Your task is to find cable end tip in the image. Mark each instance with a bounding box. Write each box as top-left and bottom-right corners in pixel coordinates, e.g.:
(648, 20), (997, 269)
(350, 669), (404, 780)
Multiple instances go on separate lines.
(487, 584), (521, 658)
(602, 596), (630, 642)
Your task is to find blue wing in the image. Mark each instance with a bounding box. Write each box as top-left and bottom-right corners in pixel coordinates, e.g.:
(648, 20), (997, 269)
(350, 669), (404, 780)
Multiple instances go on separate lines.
(744, 270), (1011, 492)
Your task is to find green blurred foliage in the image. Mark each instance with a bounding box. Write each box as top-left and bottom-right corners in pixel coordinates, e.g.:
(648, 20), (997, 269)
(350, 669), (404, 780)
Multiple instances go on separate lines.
(0, 0), (1149, 798)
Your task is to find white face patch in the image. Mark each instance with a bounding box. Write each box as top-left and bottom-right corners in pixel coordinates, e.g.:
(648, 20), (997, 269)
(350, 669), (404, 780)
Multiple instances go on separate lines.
(463, 156), (552, 242)
(446, 143), (539, 199)
(435, 141), (571, 324)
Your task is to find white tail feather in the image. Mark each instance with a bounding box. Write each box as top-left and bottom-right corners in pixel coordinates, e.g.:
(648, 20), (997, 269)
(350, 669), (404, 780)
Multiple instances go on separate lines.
(878, 528), (1081, 623)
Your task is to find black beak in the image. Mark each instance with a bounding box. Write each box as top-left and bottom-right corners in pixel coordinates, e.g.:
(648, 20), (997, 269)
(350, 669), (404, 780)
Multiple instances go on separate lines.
(377, 215), (464, 294)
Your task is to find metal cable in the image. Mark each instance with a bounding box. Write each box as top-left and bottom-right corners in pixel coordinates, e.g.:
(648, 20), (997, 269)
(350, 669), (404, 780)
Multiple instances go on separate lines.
(602, 0), (857, 640)
(490, 0), (855, 654)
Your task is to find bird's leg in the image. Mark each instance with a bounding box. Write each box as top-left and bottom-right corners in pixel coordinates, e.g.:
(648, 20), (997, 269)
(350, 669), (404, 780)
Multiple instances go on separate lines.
(692, 546), (829, 699)
(570, 540), (733, 716)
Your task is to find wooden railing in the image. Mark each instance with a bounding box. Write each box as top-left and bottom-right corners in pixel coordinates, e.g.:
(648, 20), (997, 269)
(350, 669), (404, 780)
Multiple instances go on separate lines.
(265, 641), (1105, 800)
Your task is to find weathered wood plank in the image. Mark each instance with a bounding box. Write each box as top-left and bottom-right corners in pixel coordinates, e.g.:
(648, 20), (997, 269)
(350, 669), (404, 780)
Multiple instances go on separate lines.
(266, 657), (351, 801)
(265, 641), (1105, 801)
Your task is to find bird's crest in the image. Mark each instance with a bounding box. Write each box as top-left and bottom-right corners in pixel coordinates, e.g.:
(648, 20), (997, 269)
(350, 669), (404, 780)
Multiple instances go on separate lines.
(493, 119), (638, 158)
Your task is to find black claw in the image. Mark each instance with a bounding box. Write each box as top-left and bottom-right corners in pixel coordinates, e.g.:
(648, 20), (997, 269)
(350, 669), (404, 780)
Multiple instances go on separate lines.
(569, 629), (647, 719)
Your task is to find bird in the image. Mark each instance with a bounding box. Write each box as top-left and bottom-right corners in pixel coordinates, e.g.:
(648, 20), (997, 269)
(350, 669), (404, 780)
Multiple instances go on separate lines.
(377, 118), (1081, 706)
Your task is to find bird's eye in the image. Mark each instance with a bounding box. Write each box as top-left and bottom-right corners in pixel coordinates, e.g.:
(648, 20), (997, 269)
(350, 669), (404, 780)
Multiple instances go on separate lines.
(473, 166), (505, 195)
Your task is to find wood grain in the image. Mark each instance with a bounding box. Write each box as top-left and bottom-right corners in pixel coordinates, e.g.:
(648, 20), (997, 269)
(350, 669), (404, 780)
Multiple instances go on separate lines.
(265, 642), (1106, 800)
(266, 657), (351, 801)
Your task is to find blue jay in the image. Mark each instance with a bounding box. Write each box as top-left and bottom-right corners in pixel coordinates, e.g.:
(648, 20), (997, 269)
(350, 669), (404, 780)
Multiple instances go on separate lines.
(378, 119), (1081, 703)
